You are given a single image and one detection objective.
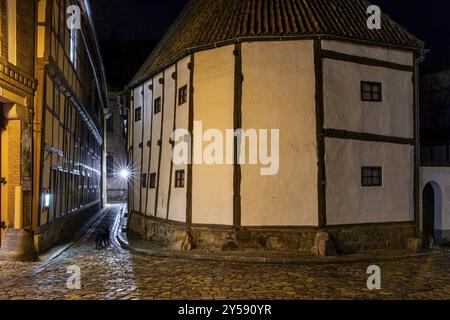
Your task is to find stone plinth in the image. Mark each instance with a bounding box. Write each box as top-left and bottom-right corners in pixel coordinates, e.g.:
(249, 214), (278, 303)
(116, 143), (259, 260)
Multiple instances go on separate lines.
(0, 229), (38, 261)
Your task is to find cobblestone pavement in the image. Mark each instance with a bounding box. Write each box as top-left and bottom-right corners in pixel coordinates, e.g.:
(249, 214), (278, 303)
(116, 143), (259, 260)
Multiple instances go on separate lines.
(0, 205), (449, 300)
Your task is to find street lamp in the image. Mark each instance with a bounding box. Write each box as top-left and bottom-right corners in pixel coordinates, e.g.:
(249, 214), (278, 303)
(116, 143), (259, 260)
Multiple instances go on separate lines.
(119, 169), (130, 180)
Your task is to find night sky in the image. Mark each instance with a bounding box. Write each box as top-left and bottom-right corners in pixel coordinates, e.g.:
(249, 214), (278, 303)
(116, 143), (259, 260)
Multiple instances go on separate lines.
(91, 0), (450, 89)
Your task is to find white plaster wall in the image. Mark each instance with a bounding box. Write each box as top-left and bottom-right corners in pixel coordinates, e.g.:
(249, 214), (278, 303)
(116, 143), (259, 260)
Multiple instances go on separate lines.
(323, 59), (414, 139)
(142, 80), (153, 215)
(140, 80), (152, 211)
(326, 138), (414, 225)
(241, 40), (318, 227)
(322, 40), (413, 66)
(132, 86), (143, 212)
(420, 167), (450, 233)
(156, 65), (176, 218)
(148, 73), (164, 215)
(168, 57), (190, 223)
(192, 46), (234, 225)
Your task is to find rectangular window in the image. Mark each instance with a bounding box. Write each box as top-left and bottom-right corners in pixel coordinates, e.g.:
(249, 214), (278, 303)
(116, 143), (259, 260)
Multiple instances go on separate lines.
(134, 107), (142, 122)
(107, 117), (114, 132)
(106, 155), (114, 177)
(7, 0), (17, 65)
(70, 28), (78, 69)
(154, 97), (162, 114)
(175, 170), (185, 188)
(178, 85), (188, 106)
(361, 81), (382, 102)
(141, 173), (147, 188)
(361, 167), (382, 187)
(149, 173), (157, 189)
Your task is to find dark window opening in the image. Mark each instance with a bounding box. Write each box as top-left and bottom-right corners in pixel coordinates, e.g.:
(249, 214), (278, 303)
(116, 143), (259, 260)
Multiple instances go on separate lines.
(178, 85), (188, 106)
(175, 170), (185, 188)
(149, 173), (157, 189)
(361, 167), (382, 187)
(142, 173), (147, 188)
(107, 117), (114, 132)
(134, 107), (142, 122)
(106, 155), (114, 178)
(154, 97), (162, 114)
(361, 81), (382, 102)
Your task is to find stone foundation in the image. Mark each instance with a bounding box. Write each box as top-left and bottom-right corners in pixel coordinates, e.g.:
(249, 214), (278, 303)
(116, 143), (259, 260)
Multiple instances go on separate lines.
(128, 212), (416, 254)
(35, 203), (101, 253)
(326, 224), (416, 254)
(0, 229), (38, 261)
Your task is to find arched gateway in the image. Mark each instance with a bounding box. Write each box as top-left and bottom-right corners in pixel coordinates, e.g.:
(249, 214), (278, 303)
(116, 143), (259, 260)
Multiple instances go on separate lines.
(422, 182), (443, 244)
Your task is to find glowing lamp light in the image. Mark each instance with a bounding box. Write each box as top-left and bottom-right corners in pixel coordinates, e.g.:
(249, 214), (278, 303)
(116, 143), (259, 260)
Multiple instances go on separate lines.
(44, 193), (51, 209)
(120, 169), (130, 180)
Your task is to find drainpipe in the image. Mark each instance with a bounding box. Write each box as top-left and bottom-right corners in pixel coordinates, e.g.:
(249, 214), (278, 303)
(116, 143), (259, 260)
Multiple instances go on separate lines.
(415, 49), (428, 239)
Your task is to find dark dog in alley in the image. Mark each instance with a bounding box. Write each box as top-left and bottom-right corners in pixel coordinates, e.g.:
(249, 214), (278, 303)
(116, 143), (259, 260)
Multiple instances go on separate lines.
(102, 225), (111, 247)
(95, 225), (111, 250)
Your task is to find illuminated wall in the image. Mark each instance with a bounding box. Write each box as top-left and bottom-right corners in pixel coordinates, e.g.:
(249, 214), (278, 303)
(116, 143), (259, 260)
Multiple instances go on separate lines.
(34, 0), (106, 231)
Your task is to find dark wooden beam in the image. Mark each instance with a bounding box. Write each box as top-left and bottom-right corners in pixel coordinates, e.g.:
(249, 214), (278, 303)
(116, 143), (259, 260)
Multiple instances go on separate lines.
(321, 49), (414, 72)
(233, 43), (243, 229)
(186, 55), (194, 227)
(314, 39), (327, 228)
(324, 129), (414, 145)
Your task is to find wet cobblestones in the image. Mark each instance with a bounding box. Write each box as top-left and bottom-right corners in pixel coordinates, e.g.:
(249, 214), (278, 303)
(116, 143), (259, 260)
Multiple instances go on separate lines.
(0, 205), (449, 300)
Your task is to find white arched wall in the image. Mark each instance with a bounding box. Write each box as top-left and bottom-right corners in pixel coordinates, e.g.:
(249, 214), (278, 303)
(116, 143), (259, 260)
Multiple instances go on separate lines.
(420, 167), (450, 241)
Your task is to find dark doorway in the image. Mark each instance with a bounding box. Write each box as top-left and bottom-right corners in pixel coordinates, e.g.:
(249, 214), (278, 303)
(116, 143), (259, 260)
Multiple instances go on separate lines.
(423, 183), (435, 242)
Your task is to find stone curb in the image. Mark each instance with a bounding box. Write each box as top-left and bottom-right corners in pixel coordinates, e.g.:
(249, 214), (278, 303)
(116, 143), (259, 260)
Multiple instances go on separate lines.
(116, 231), (433, 266)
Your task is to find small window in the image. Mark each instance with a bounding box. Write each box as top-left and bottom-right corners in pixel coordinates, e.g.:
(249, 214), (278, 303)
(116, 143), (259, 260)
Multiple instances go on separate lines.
(175, 170), (185, 188)
(178, 85), (188, 106)
(107, 117), (114, 132)
(149, 173), (157, 189)
(70, 28), (78, 69)
(154, 97), (162, 114)
(141, 173), (147, 188)
(7, 0), (17, 65)
(362, 167), (382, 187)
(106, 155), (114, 177)
(134, 107), (142, 122)
(361, 81), (382, 102)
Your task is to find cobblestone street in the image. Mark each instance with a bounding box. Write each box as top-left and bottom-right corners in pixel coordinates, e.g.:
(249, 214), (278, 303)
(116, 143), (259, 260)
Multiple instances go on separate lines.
(0, 205), (449, 300)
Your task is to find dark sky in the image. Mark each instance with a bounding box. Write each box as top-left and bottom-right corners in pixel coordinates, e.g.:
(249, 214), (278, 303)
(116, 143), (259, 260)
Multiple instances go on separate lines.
(91, 0), (450, 89)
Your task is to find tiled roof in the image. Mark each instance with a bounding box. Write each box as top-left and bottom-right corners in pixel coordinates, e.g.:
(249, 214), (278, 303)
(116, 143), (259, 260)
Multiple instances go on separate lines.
(129, 0), (424, 86)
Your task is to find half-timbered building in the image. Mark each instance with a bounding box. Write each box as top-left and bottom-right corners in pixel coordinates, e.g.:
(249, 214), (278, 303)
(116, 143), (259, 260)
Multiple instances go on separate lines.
(126, 0), (425, 253)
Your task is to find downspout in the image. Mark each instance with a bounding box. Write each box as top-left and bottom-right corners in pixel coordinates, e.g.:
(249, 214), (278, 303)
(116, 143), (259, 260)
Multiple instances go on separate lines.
(414, 49), (428, 239)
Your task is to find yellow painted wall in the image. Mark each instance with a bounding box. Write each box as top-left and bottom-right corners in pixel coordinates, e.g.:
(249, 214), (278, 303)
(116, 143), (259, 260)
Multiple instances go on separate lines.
(148, 72), (164, 215)
(168, 57), (190, 223)
(1, 128), (9, 239)
(241, 41), (319, 227)
(142, 79), (153, 215)
(192, 46), (235, 225)
(132, 86), (143, 212)
(156, 65), (176, 218)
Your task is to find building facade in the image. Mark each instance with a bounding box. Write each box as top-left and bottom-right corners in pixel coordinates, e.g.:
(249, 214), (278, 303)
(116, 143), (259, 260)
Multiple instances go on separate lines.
(126, 0), (425, 253)
(0, 0), (37, 247)
(31, 0), (109, 252)
(106, 90), (127, 203)
(420, 64), (450, 243)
